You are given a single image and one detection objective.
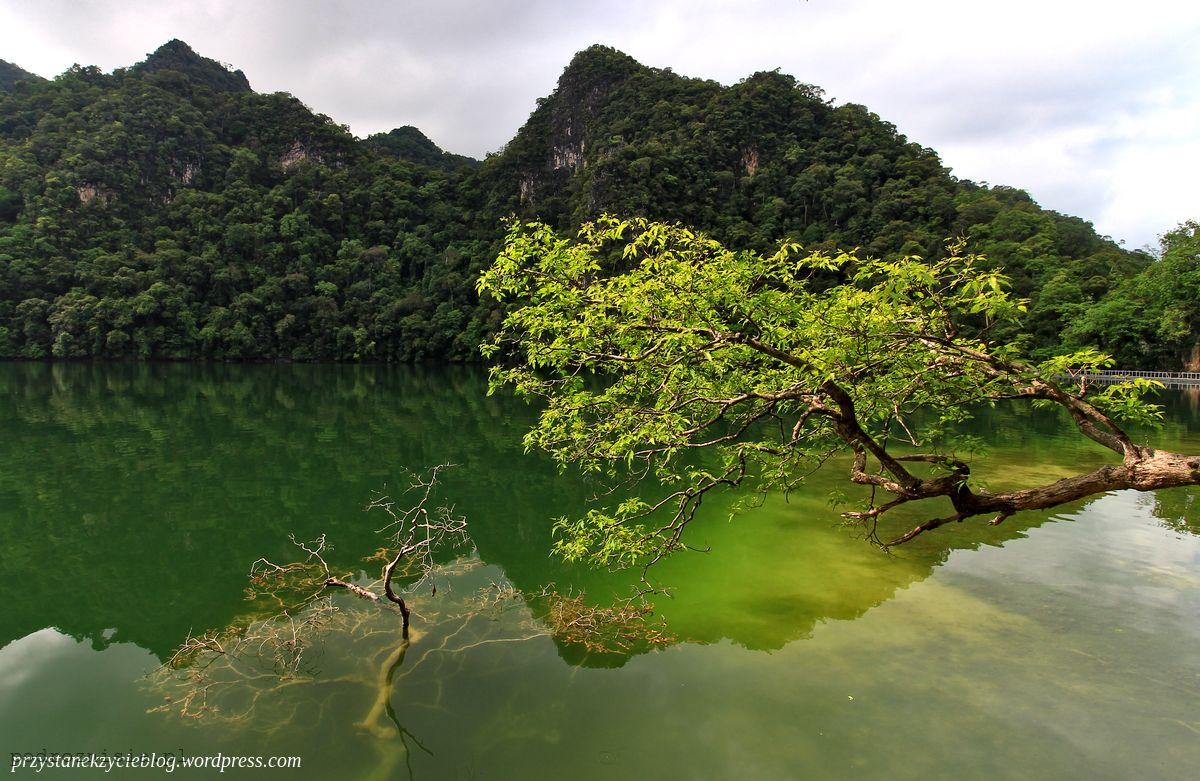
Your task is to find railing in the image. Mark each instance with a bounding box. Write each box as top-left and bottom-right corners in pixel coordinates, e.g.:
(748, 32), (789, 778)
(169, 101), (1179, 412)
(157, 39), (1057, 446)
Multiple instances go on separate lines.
(1078, 370), (1200, 387)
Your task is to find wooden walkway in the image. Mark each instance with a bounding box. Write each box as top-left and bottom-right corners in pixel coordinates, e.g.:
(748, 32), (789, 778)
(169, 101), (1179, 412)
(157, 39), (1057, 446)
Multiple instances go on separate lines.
(1081, 370), (1200, 388)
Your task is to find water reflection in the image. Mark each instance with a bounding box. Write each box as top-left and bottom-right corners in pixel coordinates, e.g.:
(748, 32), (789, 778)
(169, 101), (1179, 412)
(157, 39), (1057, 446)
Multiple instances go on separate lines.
(2, 363), (1199, 780)
(1, 362), (1198, 664)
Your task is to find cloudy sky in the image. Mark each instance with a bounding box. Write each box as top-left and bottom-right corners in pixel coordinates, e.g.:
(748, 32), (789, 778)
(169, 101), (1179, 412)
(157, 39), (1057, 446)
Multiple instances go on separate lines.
(1, 0), (1196, 249)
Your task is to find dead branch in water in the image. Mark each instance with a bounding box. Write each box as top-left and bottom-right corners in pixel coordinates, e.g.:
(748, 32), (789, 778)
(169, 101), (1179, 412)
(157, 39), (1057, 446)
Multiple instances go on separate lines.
(149, 465), (676, 756)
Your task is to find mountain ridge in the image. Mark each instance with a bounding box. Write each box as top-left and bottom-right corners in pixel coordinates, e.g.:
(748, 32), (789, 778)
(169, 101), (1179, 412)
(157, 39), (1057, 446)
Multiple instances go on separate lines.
(0, 58), (43, 91)
(0, 39), (1188, 367)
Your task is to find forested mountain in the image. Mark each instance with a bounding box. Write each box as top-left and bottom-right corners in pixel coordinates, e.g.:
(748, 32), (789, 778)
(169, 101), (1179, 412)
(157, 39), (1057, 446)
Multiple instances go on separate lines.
(130, 38), (251, 93)
(0, 41), (1189, 365)
(1062, 221), (1200, 369)
(0, 59), (42, 91)
(366, 126), (479, 171)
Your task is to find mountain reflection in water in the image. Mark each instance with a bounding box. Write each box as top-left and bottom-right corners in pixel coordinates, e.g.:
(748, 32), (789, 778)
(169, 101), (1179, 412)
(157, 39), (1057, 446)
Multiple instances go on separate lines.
(1, 363), (1197, 780)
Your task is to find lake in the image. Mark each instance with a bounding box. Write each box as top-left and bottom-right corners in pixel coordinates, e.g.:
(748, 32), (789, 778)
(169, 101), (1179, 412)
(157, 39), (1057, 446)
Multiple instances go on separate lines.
(1, 362), (1198, 779)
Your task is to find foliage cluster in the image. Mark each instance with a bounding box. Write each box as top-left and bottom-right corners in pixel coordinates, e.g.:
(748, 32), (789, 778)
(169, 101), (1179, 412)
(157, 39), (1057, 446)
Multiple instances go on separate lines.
(480, 217), (1169, 564)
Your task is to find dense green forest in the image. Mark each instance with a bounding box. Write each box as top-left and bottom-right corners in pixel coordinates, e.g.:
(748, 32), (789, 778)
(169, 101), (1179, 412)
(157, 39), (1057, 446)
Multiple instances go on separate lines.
(0, 58), (42, 91)
(0, 41), (1193, 366)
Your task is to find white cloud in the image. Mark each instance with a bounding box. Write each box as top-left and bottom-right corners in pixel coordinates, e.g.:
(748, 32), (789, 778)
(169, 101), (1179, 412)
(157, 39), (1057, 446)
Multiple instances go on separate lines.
(0, 0), (1196, 247)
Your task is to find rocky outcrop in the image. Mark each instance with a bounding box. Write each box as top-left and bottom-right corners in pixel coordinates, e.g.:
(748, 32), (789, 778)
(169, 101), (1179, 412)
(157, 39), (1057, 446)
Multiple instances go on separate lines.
(551, 122), (585, 172)
(741, 146), (760, 177)
(279, 142), (315, 170)
(75, 184), (113, 206)
(1184, 341), (1200, 372)
(170, 161), (198, 184)
(499, 45), (646, 209)
(518, 175), (536, 205)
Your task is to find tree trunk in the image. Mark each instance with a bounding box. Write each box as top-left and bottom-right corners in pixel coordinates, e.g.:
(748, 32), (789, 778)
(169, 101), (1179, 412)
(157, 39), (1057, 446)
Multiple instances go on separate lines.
(887, 448), (1200, 545)
(966, 448), (1200, 515)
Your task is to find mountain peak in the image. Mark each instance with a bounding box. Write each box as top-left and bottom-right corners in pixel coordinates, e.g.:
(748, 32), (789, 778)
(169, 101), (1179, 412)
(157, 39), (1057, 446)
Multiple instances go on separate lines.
(558, 45), (645, 86)
(154, 39), (198, 57)
(496, 44), (674, 198)
(133, 39), (251, 93)
(565, 44), (640, 67)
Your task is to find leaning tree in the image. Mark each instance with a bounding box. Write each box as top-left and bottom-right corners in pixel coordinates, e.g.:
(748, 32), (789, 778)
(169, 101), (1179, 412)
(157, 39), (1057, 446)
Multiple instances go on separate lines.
(478, 216), (1200, 567)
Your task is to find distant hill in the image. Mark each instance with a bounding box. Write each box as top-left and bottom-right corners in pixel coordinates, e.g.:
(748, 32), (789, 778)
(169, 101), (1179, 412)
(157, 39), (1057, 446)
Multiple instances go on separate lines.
(0, 59), (42, 91)
(0, 40), (1179, 365)
(366, 126), (478, 171)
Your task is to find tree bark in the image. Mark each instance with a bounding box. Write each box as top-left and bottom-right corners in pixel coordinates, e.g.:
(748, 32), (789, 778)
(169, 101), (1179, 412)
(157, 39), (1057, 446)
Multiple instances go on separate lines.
(884, 448), (1200, 545)
(383, 553), (411, 635)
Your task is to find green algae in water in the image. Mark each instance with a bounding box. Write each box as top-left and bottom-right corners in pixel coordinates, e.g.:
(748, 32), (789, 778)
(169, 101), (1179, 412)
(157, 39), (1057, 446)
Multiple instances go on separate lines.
(0, 362), (1198, 779)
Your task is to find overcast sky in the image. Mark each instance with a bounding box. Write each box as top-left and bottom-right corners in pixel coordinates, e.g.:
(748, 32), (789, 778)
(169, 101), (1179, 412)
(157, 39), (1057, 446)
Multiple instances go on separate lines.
(1, 0), (1197, 249)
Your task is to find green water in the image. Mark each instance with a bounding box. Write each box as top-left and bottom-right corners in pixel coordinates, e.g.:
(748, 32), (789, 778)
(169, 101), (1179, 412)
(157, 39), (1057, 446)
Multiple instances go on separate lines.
(1, 363), (1198, 779)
